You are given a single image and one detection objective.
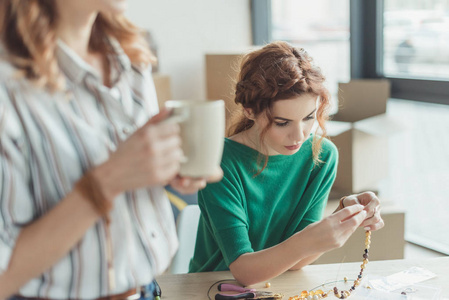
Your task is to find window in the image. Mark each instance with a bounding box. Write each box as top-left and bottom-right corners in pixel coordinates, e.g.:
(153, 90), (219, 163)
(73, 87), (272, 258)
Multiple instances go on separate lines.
(252, 0), (449, 104)
(383, 0), (449, 79)
(253, 0), (350, 110)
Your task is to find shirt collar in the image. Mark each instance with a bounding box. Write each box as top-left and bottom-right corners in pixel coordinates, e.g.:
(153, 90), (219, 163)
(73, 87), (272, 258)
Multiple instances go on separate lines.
(56, 36), (132, 86)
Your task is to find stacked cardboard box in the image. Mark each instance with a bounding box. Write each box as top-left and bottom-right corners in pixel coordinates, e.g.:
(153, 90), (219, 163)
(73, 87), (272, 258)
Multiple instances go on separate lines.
(153, 73), (172, 109)
(205, 53), (245, 127)
(328, 80), (399, 196)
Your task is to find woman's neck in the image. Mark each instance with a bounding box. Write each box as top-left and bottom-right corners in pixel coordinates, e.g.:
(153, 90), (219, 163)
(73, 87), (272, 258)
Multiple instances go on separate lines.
(55, 7), (111, 86)
(230, 127), (262, 152)
(55, 4), (98, 61)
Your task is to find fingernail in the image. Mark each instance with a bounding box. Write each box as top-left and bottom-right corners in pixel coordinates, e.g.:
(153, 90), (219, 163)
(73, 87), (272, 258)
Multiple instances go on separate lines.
(361, 210), (367, 216)
(364, 226), (370, 231)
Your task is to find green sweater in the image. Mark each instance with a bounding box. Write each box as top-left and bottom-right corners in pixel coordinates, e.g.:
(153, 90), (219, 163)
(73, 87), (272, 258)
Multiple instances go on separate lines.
(189, 136), (338, 272)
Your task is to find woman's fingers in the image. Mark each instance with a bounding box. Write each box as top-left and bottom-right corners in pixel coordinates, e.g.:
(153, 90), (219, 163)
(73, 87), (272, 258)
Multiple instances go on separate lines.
(332, 204), (365, 222)
(145, 107), (172, 125)
(329, 205), (367, 236)
(341, 192), (383, 231)
(361, 208), (385, 231)
(342, 195), (360, 207)
(170, 177), (207, 194)
(365, 218), (385, 231)
(205, 168), (224, 183)
(341, 209), (367, 232)
(153, 121), (180, 138)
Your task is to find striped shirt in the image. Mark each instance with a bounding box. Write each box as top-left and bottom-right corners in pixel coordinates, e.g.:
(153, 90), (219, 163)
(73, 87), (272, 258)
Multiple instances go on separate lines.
(0, 39), (178, 299)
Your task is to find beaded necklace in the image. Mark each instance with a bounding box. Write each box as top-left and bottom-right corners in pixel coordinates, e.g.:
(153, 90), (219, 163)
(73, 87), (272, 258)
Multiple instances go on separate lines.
(289, 230), (371, 300)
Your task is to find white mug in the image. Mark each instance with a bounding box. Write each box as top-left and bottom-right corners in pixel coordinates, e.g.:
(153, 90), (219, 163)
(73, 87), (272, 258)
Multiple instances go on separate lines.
(164, 100), (225, 178)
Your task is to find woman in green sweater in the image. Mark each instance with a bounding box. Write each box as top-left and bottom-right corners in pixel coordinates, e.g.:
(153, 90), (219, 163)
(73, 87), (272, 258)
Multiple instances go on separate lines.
(189, 41), (384, 286)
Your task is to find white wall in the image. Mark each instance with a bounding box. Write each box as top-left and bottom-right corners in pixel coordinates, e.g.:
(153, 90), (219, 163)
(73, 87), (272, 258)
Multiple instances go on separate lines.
(127, 0), (252, 99)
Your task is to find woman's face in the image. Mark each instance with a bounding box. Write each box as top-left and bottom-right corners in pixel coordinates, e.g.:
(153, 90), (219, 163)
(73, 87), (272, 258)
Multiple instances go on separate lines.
(92, 0), (128, 14)
(253, 93), (318, 156)
(56, 0), (128, 16)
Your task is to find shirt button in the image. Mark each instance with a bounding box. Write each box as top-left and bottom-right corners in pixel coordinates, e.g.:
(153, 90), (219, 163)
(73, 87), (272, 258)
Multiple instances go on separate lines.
(151, 231), (157, 238)
(122, 126), (132, 134)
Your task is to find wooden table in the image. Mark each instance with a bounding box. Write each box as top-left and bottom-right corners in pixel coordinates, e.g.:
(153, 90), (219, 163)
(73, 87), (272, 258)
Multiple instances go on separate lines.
(156, 257), (449, 299)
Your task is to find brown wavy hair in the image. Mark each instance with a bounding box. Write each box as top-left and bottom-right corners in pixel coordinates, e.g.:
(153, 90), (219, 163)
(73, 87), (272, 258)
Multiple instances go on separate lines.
(228, 41), (331, 173)
(0, 0), (154, 91)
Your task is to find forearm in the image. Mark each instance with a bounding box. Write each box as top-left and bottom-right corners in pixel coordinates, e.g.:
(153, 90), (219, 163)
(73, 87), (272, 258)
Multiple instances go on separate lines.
(289, 252), (323, 270)
(0, 188), (101, 298)
(229, 232), (315, 286)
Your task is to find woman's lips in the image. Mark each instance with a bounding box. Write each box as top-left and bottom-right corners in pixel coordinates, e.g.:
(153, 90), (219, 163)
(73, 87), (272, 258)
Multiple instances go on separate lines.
(285, 144), (301, 151)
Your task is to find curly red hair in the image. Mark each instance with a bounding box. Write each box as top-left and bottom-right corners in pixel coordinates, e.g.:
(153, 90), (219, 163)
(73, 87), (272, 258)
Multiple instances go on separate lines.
(228, 41), (331, 173)
(0, 0), (154, 91)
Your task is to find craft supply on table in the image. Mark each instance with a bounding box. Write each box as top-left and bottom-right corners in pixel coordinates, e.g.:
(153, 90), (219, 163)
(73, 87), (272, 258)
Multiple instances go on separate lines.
(289, 230), (372, 299)
(215, 283), (283, 300)
(368, 266), (437, 292)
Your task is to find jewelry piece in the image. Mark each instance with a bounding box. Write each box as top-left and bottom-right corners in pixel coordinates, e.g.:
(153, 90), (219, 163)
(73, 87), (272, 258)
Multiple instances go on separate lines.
(289, 231), (371, 299)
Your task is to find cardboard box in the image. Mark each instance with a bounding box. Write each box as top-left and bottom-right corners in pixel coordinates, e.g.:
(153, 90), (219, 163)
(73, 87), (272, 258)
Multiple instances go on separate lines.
(326, 114), (407, 196)
(205, 53), (244, 127)
(153, 73), (172, 109)
(313, 199), (405, 264)
(325, 120), (387, 196)
(333, 79), (391, 122)
(328, 122), (388, 195)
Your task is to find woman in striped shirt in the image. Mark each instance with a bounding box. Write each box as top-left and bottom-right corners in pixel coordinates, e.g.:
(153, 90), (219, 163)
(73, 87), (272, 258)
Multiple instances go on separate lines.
(0, 1), (220, 299)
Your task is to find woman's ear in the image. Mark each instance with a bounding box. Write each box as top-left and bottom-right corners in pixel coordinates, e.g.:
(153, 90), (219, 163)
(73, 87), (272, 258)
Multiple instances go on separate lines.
(243, 108), (255, 120)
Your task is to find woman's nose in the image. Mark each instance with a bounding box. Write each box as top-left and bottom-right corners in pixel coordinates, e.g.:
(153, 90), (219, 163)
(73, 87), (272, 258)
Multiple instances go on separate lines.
(291, 123), (305, 142)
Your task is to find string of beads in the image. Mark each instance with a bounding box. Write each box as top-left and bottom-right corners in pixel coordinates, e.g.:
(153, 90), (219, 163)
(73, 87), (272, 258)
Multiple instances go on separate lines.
(288, 230), (371, 300)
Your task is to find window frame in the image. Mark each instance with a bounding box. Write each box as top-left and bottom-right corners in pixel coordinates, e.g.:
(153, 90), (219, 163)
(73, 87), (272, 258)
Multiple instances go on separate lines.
(251, 0), (449, 105)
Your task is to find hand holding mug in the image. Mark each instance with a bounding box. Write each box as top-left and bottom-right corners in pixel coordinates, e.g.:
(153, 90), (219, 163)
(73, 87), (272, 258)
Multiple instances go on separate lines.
(164, 100), (225, 178)
(169, 167), (224, 194)
(93, 109), (184, 200)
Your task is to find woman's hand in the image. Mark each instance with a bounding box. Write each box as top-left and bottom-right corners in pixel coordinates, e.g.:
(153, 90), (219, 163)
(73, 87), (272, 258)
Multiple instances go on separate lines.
(341, 191), (385, 231)
(299, 205), (367, 255)
(169, 168), (223, 194)
(93, 109), (184, 200)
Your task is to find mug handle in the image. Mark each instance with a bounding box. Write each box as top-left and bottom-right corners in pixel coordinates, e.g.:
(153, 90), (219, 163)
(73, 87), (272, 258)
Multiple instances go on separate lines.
(159, 110), (189, 163)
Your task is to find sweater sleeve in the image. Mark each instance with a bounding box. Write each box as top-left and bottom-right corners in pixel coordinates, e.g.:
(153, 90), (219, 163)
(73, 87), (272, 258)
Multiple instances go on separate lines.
(198, 164), (254, 267)
(295, 139), (339, 232)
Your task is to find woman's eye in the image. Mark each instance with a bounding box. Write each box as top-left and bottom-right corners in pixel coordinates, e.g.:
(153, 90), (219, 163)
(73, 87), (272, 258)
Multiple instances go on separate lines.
(304, 115), (315, 121)
(275, 121), (289, 127)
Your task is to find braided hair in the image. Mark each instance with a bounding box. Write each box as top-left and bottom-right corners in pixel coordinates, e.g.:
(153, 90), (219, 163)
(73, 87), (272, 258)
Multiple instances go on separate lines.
(228, 41), (331, 173)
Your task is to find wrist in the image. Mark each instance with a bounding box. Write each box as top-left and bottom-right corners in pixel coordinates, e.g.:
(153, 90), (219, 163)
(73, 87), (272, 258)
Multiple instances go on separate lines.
(90, 162), (120, 201)
(291, 230), (318, 258)
(76, 166), (116, 224)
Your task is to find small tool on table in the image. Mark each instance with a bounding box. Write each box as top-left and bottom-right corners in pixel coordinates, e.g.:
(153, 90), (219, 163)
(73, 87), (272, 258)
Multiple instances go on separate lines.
(215, 283), (283, 300)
